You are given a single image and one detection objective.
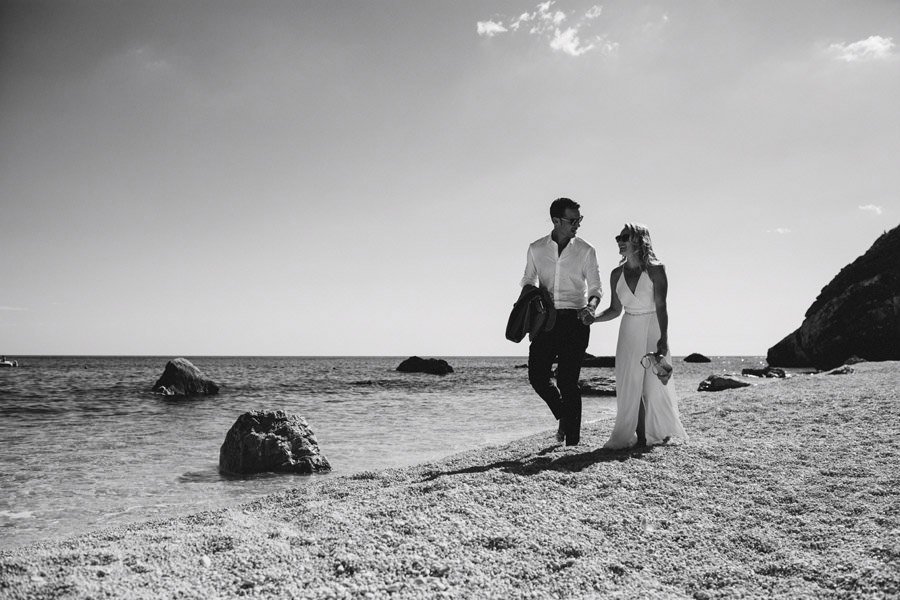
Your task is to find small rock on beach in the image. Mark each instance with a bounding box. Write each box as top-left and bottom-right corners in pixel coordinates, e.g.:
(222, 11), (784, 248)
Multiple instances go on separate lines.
(741, 366), (786, 378)
(697, 374), (752, 392)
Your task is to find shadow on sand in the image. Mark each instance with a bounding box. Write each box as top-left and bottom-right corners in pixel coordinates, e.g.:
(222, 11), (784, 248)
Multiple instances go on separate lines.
(419, 443), (656, 481)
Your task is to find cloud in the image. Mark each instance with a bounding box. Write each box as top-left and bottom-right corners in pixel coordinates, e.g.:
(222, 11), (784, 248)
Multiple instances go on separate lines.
(859, 204), (884, 215)
(766, 228), (792, 234)
(477, 21), (508, 38)
(477, 1), (615, 58)
(128, 45), (173, 73)
(0, 306), (29, 311)
(828, 36), (895, 62)
(642, 13), (670, 35)
(594, 35), (620, 56)
(551, 28), (594, 57)
(509, 12), (533, 32)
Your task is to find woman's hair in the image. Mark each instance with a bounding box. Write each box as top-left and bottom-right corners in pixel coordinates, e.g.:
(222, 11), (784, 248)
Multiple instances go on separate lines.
(620, 223), (661, 269)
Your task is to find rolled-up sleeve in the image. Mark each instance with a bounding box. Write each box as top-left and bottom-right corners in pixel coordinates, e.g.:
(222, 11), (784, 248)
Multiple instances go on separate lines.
(584, 247), (603, 302)
(520, 246), (538, 288)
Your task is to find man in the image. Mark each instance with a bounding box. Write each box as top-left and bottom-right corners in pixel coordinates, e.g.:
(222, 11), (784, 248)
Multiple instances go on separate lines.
(520, 198), (602, 446)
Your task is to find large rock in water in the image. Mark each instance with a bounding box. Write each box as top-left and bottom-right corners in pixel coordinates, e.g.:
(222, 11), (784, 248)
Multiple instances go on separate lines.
(219, 410), (331, 475)
(683, 353), (711, 363)
(767, 224), (900, 370)
(396, 356), (454, 375)
(152, 358), (219, 396)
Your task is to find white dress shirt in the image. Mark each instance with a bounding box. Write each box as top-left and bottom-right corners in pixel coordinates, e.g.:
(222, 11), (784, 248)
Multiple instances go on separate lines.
(520, 235), (603, 310)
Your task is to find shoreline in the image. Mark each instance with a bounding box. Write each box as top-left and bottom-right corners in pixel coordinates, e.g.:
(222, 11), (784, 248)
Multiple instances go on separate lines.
(1, 362), (897, 599)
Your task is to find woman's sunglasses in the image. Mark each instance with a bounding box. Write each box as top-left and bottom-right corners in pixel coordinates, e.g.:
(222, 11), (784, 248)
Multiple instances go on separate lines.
(615, 234), (631, 243)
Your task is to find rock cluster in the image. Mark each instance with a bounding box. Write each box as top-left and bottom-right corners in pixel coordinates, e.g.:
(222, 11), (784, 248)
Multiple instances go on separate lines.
(768, 224), (900, 370)
(396, 356), (454, 375)
(152, 358), (220, 396)
(219, 410), (331, 476)
(741, 366), (786, 378)
(698, 375), (751, 392)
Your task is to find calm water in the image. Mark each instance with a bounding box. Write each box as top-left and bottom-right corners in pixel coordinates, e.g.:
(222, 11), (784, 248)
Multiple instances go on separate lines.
(0, 355), (765, 549)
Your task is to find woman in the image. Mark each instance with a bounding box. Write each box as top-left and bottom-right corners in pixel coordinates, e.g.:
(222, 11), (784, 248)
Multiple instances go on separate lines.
(592, 223), (687, 449)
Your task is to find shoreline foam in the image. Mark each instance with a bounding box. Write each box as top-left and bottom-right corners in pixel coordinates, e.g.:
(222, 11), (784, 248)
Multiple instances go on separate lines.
(1, 362), (897, 599)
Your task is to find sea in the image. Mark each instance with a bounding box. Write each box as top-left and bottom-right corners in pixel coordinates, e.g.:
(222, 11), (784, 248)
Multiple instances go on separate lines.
(0, 355), (766, 550)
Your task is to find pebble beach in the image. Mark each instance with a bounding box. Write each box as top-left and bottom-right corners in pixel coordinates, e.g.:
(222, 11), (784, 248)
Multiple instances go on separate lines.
(1, 362), (897, 599)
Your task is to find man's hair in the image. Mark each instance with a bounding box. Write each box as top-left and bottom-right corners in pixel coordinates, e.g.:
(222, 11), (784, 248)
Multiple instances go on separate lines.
(550, 197), (580, 219)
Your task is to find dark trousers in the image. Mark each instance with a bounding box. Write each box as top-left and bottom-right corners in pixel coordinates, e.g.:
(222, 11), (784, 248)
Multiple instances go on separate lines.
(528, 310), (590, 445)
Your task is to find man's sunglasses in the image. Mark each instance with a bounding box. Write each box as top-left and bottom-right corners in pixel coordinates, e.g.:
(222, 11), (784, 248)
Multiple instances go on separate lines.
(559, 216), (583, 226)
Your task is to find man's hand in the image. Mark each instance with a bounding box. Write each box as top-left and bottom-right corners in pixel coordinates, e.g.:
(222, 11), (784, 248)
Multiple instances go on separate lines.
(578, 306), (596, 325)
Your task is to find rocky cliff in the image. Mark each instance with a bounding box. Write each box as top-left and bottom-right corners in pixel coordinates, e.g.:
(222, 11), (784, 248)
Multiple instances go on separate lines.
(767, 224), (900, 369)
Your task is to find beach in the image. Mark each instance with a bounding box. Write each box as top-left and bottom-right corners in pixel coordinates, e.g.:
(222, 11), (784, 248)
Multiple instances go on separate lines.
(1, 362), (897, 599)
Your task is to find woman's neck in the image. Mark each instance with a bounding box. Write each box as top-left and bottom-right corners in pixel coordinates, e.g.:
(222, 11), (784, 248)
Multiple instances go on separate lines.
(624, 255), (642, 270)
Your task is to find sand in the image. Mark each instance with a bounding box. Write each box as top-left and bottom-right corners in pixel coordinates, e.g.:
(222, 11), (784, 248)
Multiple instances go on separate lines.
(1, 362), (898, 599)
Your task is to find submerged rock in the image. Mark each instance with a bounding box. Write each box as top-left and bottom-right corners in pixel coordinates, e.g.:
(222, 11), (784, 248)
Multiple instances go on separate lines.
(579, 376), (616, 396)
(219, 410), (331, 476)
(698, 375), (752, 392)
(152, 358), (219, 396)
(396, 356), (454, 375)
(582, 356), (615, 368)
(767, 224), (900, 370)
(684, 353), (711, 363)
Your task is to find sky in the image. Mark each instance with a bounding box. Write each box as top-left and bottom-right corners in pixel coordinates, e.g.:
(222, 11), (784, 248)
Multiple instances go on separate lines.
(1, 0), (898, 357)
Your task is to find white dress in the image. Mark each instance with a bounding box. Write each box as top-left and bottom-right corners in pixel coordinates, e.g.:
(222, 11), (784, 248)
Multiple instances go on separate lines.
(603, 270), (687, 449)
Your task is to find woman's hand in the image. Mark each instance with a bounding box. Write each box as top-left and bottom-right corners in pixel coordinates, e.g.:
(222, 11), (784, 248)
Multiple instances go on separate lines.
(656, 339), (669, 357)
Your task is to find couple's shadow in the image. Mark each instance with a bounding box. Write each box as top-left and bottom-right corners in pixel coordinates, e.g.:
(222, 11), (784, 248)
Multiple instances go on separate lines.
(419, 443), (655, 481)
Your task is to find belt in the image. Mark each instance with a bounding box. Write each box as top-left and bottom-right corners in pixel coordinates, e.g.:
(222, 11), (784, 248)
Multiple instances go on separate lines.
(624, 308), (656, 316)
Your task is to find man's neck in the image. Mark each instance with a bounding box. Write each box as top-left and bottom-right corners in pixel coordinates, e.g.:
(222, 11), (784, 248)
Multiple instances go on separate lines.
(551, 231), (573, 252)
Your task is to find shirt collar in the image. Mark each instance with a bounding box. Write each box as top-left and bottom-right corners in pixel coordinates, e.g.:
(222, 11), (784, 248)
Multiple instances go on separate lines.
(546, 234), (579, 247)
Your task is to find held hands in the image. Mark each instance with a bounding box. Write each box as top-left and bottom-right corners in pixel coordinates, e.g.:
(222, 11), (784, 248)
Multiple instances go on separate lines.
(578, 306), (596, 325)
